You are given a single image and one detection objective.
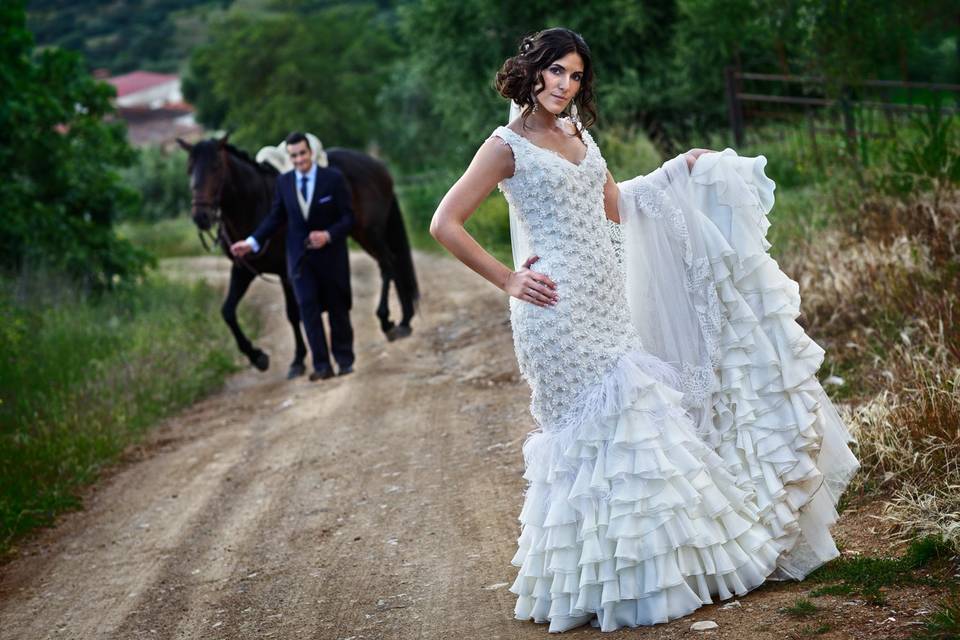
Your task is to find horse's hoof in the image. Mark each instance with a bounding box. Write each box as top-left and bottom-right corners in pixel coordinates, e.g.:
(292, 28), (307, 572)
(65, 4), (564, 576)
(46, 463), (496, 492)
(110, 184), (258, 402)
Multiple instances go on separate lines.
(386, 325), (412, 341)
(287, 362), (306, 379)
(251, 350), (270, 371)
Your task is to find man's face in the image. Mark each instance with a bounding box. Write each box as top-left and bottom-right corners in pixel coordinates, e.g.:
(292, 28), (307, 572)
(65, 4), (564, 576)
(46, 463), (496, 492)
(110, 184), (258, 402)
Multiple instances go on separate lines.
(288, 140), (313, 173)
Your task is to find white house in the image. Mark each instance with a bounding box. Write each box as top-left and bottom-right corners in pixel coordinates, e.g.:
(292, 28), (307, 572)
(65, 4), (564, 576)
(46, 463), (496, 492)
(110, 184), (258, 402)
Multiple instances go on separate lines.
(107, 71), (183, 109)
(105, 71), (201, 147)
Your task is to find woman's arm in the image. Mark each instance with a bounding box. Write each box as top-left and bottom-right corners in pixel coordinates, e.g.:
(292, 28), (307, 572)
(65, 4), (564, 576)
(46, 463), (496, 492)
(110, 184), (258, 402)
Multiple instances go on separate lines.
(603, 169), (620, 223)
(429, 137), (558, 308)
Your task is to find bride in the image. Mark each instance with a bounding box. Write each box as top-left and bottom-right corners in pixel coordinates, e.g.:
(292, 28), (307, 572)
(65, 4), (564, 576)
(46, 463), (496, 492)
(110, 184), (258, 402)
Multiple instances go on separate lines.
(429, 27), (859, 633)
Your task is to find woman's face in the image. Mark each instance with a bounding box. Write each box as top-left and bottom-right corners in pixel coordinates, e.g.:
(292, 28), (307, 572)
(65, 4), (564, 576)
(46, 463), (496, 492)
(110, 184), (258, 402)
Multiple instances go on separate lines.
(535, 51), (584, 116)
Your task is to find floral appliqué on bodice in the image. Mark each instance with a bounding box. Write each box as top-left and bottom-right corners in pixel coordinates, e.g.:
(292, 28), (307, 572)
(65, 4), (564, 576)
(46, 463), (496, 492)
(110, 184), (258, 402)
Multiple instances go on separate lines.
(491, 123), (643, 429)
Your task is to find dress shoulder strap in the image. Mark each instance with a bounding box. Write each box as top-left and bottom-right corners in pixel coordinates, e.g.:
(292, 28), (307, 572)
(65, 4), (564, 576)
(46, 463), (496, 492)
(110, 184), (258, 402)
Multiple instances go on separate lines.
(490, 125), (524, 147)
(488, 126), (527, 180)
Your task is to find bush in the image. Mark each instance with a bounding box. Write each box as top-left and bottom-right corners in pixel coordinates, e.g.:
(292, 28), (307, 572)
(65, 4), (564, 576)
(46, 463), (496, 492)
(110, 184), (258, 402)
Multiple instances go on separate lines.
(874, 101), (960, 213)
(395, 172), (458, 253)
(396, 171), (512, 264)
(597, 125), (663, 180)
(121, 146), (192, 222)
(465, 194), (512, 265)
(0, 3), (150, 289)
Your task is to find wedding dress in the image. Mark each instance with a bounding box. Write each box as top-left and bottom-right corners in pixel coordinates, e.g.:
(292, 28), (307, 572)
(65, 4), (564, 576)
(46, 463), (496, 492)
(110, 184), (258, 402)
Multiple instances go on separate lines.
(489, 121), (860, 633)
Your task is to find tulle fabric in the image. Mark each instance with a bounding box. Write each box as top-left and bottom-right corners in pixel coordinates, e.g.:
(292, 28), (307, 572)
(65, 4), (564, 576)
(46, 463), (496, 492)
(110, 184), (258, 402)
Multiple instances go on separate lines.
(508, 149), (860, 632)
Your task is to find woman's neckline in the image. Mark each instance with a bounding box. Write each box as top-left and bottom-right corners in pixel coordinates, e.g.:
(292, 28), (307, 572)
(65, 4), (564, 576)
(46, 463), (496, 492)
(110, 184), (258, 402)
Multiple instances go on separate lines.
(502, 119), (590, 168)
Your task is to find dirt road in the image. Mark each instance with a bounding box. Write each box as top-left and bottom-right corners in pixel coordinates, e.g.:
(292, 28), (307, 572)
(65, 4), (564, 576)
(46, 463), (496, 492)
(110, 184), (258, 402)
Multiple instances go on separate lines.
(0, 252), (944, 640)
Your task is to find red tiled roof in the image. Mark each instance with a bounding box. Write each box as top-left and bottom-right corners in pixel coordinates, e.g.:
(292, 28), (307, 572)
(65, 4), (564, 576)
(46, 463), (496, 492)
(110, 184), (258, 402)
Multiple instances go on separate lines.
(106, 71), (178, 97)
(117, 101), (194, 115)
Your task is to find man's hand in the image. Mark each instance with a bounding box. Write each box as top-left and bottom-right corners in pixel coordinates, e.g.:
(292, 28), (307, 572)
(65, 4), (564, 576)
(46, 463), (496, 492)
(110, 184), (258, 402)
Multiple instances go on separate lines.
(231, 240), (253, 257)
(308, 230), (331, 249)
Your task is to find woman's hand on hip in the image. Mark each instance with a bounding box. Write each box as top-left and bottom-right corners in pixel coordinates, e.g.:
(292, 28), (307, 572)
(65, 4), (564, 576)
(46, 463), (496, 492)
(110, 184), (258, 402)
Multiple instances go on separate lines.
(504, 256), (558, 308)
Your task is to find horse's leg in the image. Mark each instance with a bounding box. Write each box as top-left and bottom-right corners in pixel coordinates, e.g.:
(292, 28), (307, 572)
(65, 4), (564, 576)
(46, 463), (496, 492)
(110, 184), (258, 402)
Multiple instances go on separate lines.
(358, 231), (397, 337)
(376, 267), (395, 336)
(384, 195), (417, 337)
(397, 279), (415, 334)
(282, 276), (307, 379)
(222, 264), (269, 371)
(379, 250), (412, 342)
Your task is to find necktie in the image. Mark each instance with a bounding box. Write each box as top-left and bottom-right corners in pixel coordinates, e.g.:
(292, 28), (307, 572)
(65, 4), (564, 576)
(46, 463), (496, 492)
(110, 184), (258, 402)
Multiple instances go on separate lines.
(300, 174), (308, 202)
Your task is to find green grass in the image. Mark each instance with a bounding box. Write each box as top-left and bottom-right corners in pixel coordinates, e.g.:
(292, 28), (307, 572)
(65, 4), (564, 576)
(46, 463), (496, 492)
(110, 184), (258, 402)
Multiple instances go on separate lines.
(806, 536), (952, 606)
(809, 583), (855, 597)
(0, 272), (258, 555)
(117, 217), (209, 259)
(910, 593), (960, 640)
(780, 597), (819, 617)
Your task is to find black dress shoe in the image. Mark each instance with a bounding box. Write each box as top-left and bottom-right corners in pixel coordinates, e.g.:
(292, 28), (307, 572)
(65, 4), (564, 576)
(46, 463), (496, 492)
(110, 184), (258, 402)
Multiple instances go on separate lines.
(309, 368), (335, 381)
(338, 365), (354, 376)
(287, 362), (307, 379)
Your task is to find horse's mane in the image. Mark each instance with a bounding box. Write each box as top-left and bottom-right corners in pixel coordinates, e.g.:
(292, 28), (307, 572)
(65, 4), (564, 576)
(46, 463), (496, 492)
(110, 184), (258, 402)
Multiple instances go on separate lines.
(224, 143), (279, 176)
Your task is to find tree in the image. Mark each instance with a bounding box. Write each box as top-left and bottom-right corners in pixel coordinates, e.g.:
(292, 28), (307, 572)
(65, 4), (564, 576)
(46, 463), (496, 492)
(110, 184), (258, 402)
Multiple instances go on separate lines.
(27, 0), (230, 74)
(386, 0), (659, 167)
(183, 3), (399, 151)
(0, 2), (149, 288)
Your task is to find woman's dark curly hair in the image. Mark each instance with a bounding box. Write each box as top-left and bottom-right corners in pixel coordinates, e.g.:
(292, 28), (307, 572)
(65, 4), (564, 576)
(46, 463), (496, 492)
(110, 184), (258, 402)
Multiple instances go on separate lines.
(495, 27), (597, 135)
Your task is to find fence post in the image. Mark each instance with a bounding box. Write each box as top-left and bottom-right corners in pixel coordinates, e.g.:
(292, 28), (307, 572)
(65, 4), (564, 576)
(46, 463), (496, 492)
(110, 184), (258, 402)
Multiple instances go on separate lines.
(806, 108), (823, 174)
(840, 86), (858, 153)
(725, 65), (745, 147)
(839, 85), (863, 182)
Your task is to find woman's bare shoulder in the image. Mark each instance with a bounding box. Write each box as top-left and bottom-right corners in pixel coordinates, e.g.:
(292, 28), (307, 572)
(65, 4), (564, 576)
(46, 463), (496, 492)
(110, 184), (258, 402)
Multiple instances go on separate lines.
(473, 133), (516, 180)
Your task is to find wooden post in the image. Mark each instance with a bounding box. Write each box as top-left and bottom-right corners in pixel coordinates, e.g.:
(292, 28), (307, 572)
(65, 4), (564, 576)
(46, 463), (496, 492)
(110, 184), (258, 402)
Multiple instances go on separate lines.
(840, 88), (856, 151)
(806, 107), (823, 174)
(839, 85), (863, 183)
(725, 65), (745, 147)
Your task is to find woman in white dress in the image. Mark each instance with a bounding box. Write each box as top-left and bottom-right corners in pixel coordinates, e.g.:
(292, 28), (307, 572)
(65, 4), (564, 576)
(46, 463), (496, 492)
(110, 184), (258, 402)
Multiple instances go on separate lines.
(429, 27), (859, 633)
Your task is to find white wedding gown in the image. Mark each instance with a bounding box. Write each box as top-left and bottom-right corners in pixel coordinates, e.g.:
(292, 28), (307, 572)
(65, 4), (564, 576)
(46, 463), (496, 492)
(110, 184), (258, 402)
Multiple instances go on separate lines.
(490, 122), (860, 633)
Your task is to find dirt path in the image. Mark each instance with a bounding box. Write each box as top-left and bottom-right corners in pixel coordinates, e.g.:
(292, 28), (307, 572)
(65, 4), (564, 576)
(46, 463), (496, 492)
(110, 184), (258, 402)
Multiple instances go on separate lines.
(0, 252), (945, 640)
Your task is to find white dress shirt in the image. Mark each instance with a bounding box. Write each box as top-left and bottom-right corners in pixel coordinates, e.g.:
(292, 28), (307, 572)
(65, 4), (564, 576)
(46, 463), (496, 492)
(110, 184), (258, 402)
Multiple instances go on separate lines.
(246, 163), (318, 253)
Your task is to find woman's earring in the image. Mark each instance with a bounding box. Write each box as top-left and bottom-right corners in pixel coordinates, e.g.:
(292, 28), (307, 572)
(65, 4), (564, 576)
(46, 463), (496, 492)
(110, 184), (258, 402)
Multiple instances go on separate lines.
(570, 102), (580, 125)
(530, 89), (540, 114)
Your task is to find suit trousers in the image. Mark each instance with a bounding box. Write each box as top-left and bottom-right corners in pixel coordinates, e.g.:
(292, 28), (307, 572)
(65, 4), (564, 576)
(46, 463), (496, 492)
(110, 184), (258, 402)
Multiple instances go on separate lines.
(291, 256), (354, 372)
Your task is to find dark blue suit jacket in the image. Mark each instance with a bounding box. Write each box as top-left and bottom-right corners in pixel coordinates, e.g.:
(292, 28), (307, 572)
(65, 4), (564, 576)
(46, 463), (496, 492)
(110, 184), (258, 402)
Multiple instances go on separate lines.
(252, 166), (355, 307)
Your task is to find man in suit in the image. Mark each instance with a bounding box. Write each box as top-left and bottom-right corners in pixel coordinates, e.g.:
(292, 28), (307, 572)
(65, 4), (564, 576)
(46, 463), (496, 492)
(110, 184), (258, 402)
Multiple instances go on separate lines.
(231, 132), (355, 381)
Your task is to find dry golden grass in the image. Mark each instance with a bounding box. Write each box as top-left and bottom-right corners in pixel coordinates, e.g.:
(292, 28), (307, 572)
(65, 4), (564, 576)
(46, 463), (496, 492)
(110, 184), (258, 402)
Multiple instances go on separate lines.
(782, 187), (960, 551)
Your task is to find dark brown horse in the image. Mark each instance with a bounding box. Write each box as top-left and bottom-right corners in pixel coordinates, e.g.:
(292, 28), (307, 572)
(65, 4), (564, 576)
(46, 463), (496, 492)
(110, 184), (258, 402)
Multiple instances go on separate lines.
(177, 134), (418, 378)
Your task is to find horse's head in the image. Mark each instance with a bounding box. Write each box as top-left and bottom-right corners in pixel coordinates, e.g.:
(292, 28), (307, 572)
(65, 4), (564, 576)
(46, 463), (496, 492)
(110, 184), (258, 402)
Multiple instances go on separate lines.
(177, 134), (231, 231)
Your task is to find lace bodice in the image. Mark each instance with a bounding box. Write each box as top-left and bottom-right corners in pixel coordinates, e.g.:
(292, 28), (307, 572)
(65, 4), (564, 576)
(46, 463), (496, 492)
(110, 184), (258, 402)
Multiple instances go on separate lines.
(491, 123), (643, 429)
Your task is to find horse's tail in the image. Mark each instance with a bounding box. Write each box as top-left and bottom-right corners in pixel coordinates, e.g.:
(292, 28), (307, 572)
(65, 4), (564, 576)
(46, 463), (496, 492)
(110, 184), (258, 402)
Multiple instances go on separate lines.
(386, 194), (420, 312)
